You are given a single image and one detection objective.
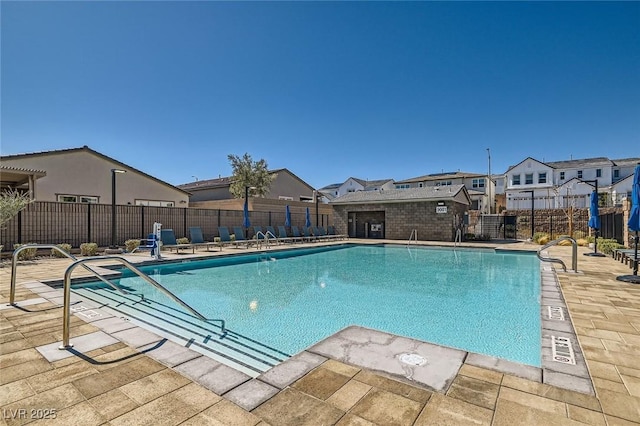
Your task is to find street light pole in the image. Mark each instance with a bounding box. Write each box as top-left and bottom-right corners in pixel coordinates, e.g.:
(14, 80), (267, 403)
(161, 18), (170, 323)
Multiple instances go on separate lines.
(244, 185), (254, 240)
(520, 190), (534, 240)
(110, 169), (126, 249)
(581, 179), (605, 257)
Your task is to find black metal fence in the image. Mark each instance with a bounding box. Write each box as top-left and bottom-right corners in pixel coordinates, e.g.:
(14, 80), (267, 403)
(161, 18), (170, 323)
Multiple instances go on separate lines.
(1, 201), (331, 250)
(600, 212), (624, 244)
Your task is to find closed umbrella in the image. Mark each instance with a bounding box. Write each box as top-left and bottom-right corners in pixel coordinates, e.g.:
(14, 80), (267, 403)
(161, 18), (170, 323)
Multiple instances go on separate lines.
(585, 190), (605, 256)
(617, 164), (640, 283)
(305, 207), (312, 229)
(285, 205), (291, 227)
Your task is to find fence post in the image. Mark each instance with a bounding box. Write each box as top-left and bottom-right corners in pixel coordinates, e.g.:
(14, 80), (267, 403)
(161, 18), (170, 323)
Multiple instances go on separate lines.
(183, 208), (187, 238)
(550, 214), (553, 239)
(17, 210), (22, 244)
(141, 206), (145, 238)
(217, 210), (221, 228)
(87, 204), (92, 243)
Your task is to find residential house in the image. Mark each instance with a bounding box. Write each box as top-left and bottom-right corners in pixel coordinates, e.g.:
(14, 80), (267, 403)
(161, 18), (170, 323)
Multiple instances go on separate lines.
(331, 185), (471, 241)
(333, 177), (395, 198)
(178, 168), (316, 204)
(393, 171), (495, 213)
(504, 156), (640, 210)
(0, 146), (189, 206)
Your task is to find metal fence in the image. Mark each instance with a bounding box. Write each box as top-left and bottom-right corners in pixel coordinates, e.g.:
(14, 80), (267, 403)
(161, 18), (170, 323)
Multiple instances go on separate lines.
(1, 201), (331, 250)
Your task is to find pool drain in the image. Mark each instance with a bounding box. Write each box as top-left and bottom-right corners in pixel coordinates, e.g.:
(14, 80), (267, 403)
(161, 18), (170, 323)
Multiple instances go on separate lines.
(399, 353), (427, 366)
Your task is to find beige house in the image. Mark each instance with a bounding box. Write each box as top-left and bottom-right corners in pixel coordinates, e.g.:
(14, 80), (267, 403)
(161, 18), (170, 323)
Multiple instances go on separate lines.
(179, 168), (317, 204)
(0, 146), (189, 207)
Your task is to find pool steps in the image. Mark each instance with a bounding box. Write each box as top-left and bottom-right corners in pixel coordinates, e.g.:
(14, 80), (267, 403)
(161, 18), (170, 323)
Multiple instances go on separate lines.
(72, 286), (290, 377)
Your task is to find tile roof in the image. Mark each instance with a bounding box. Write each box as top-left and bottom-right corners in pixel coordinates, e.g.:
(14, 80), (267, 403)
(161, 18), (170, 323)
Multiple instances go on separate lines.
(331, 184), (467, 204)
(395, 171), (485, 184)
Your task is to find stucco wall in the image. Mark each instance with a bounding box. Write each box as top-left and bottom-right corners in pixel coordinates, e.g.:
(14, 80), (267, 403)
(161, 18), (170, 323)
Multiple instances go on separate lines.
(333, 200), (468, 241)
(2, 151), (188, 206)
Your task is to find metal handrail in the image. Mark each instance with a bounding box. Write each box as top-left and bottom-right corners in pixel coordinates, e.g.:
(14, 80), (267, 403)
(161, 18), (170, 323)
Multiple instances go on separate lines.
(9, 244), (133, 305)
(407, 229), (417, 246)
(255, 231), (270, 249)
(454, 229), (462, 247)
(60, 256), (225, 349)
(537, 236), (578, 273)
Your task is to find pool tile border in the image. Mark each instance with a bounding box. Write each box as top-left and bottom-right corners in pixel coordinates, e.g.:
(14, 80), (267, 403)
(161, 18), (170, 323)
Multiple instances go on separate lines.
(22, 243), (595, 403)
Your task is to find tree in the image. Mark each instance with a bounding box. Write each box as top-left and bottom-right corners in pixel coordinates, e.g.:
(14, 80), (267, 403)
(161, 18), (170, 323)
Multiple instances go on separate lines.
(227, 153), (275, 198)
(0, 189), (32, 228)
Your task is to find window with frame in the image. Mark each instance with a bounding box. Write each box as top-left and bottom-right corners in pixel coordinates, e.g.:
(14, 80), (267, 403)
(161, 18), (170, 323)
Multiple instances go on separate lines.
(525, 174), (533, 185)
(435, 181), (452, 186)
(135, 200), (175, 207)
(538, 172), (547, 184)
(560, 171), (565, 180)
(596, 169), (602, 178)
(395, 184), (410, 189)
(472, 178), (485, 188)
(577, 170), (583, 179)
(512, 174), (521, 185)
(613, 170), (620, 179)
(58, 194), (98, 203)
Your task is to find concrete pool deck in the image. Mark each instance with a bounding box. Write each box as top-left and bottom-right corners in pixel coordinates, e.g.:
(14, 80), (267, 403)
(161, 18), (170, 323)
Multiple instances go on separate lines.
(1, 240), (639, 425)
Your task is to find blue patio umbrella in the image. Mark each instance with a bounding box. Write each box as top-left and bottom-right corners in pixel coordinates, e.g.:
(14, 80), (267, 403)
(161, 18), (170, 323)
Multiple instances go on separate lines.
(243, 197), (250, 229)
(285, 205), (291, 227)
(305, 207), (312, 229)
(618, 164), (640, 283)
(588, 191), (600, 230)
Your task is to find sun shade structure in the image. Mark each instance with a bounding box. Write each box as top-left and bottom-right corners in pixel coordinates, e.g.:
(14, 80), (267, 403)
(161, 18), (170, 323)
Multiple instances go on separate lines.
(305, 207), (312, 229)
(285, 205), (291, 227)
(617, 164), (640, 284)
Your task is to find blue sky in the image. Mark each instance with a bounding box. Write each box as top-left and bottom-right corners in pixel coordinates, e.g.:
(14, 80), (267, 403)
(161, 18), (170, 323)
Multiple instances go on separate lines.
(2, 2), (638, 189)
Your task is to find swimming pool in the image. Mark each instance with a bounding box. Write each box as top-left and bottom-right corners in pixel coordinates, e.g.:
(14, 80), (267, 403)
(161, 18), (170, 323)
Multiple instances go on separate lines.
(78, 244), (541, 367)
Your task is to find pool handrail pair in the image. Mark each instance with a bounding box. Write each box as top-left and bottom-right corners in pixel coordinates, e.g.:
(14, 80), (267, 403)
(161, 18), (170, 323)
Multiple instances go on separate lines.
(537, 236), (578, 273)
(9, 245), (226, 349)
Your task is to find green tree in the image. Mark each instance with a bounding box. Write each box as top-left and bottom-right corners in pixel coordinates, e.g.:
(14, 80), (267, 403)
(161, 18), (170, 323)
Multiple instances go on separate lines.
(227, 153), (275, 198)
(0, 189), (32, 228)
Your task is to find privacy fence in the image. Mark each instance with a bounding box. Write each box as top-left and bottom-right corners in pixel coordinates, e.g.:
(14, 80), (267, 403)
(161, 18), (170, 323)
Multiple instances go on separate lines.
(1, 201), (332, 250)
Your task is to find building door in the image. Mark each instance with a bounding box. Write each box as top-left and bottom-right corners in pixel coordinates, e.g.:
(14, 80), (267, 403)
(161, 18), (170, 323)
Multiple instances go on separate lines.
(348, 212), (357, 238)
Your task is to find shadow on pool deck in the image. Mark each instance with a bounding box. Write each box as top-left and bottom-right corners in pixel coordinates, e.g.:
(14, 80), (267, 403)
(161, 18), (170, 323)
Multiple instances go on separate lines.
(1, 239), (639, 424)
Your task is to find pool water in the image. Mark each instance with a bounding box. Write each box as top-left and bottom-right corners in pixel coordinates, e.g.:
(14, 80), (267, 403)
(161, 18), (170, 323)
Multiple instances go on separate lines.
(88, 245), (541, 366)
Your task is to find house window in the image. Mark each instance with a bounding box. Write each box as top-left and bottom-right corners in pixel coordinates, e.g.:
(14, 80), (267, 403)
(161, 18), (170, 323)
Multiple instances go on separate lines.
(578, 170), (583, 179)
(278, 196), (294, 201)
(512, 174), (521, 185)
(560, 172), (565, 180)
(596, 169), (602, 178)
(525, 174), (533, 185)
(436, 181), (452, 186)
(418, 183), (423, 188)
(538, 173), (547, 184)
(472, 178), (485, 188)
(135, 200), (175, 207)
(395, 184), (410, 189)
(613, 170), (620, 179)
(58, 195), (98, 203)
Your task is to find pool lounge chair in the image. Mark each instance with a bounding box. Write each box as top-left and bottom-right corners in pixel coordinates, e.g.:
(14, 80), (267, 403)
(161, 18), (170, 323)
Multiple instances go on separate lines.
(302, 227), (317, 242)
(327, 225), (347, 240)
(291, 226), (310, 243)
(189, 227), (218, 251)
(313, 226), (333, 241)
(160, 229), (195, 254)
(232, 226), (254, 248)
(278, 226), (299, 243)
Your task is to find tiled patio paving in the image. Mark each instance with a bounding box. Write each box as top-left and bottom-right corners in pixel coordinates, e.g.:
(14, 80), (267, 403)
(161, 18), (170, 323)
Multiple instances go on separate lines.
(0, 241), (638, 425)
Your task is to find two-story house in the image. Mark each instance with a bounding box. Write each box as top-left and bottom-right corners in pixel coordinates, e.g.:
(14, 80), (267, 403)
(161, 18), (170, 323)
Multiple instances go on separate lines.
(393, 171), (496, 213)
(504, 156), (640, 210)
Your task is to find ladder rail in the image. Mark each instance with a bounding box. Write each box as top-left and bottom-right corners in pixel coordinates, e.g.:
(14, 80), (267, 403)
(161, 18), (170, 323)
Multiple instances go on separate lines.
(407, 229), (417, 245)
(255, 231), (270, 249)
(537, 236), (578, 273)
(60, 256), (225, 349)
(9, 244), (132, 305)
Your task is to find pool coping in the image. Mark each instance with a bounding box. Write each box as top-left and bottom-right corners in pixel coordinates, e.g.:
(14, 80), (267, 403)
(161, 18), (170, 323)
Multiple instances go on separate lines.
(21, 242), (596, 400)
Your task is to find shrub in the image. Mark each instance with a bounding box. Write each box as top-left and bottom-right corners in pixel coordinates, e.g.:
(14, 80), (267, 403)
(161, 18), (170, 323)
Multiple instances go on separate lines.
(597, 239), (623, 256)
(80, 243), (98, 256)
(576, 238), (589, 247)
(52, 244), (72, 258)
(533, 232), (548, 244)
(125, 239), (141, 253)
(214, 237), (221, 243)
(177, 237), (189, 244)
(586, 235), (595, 243)
(463, 233), (476, 241)
(573, 230), (586, 240)
(556, 235), (573, 246)
(13, 243), (38, 260)
(538, 235), (550, 245)
(230, 234), (236, 242)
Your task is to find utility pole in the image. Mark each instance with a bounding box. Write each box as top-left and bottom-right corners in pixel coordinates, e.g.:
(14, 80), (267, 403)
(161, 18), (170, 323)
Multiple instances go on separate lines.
(486, 148), (492, 214)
